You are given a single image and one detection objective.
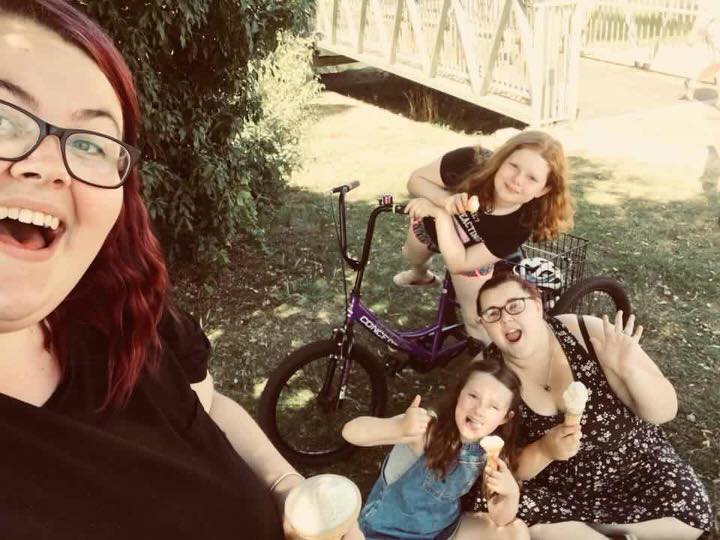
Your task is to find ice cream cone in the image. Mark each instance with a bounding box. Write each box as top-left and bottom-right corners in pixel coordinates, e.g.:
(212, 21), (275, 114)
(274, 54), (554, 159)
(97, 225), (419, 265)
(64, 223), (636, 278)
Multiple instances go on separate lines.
(480, 435), (505, 469)
(467, 195), (480, 213)
(564, 412), (582, 426)
(562, 381), (589, 427)
(284, 474), (361, 540)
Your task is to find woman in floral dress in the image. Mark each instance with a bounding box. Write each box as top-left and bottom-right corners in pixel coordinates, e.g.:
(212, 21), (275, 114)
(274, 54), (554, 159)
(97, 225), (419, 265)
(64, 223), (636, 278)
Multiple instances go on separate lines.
(464, 273), (714, 539)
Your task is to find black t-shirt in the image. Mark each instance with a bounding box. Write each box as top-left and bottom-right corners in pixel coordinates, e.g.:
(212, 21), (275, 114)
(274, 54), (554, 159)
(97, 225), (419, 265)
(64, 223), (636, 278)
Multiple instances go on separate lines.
(421, 146), (531, 259)
(0, 311), (284, 539)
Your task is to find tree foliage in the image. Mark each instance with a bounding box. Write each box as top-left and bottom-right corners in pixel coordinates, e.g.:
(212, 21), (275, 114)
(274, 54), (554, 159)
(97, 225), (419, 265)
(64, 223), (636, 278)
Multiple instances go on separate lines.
(73, 0), (319, 263)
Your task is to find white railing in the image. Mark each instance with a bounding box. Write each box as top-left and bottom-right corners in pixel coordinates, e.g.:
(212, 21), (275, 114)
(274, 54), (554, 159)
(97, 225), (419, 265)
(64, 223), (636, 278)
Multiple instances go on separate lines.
(316, 0), (587, 125)
(316, 0), (704, 125)
(582, 0), (701, 67)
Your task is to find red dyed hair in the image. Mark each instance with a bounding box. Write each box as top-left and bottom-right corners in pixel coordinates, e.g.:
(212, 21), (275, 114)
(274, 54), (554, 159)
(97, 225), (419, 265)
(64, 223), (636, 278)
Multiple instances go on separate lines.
(2, 0), (171, 407)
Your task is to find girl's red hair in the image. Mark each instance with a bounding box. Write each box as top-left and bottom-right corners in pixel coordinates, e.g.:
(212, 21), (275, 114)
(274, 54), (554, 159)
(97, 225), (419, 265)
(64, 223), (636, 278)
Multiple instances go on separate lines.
(3, 0), (171, 407)
(454, 130), (574, 241)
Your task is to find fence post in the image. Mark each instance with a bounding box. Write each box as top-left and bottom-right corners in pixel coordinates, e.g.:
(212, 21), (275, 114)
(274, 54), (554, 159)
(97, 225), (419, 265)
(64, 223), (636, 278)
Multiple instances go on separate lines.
(528, 0), (545, 125)
(566, 0), (594, 121)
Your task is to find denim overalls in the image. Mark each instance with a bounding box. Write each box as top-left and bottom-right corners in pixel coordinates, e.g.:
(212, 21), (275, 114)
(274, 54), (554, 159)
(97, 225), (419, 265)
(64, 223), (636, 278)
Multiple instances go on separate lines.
(359, 443), (485, 540)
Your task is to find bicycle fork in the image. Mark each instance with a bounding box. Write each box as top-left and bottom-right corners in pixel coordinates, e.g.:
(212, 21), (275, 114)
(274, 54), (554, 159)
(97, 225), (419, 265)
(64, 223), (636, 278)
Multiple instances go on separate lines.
(319, 312), (357, 412)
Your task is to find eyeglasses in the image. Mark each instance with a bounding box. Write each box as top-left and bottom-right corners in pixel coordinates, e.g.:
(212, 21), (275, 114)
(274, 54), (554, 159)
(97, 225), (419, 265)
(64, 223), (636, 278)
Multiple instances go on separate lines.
(479, 296), (535, 323)
(0, 99), (140, 189)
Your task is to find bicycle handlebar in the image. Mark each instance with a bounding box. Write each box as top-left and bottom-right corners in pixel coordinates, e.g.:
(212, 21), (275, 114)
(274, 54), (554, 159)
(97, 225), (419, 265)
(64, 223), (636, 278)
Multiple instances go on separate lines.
(332, 181), (407, 272)
(332, 180), (360, 194)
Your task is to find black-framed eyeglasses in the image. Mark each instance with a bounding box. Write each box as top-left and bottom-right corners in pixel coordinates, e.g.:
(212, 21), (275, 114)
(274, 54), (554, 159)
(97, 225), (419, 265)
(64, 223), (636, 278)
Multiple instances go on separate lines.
(0, 99), (140, 189)
(479, 296), (535, 323)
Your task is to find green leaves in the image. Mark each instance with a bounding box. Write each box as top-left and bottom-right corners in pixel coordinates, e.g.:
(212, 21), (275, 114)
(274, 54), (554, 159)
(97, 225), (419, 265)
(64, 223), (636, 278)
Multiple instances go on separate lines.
(73, 0), (317, 265)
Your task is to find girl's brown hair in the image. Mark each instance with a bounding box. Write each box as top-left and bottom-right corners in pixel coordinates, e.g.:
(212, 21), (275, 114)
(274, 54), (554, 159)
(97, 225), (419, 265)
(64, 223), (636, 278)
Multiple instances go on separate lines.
(424, 356), (522, 479)
(454, 130), (573, 241)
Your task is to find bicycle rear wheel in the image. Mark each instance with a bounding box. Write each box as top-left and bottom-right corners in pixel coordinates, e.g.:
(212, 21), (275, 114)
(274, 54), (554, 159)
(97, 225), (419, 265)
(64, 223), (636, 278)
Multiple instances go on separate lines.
(258, 340), (388, 467)
(550, 277), (632, 324)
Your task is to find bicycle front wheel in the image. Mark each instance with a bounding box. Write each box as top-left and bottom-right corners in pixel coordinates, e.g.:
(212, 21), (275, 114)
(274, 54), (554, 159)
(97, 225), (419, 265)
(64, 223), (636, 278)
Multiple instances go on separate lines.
(550, 277), (632, 324)
(258, 340), (388, 467)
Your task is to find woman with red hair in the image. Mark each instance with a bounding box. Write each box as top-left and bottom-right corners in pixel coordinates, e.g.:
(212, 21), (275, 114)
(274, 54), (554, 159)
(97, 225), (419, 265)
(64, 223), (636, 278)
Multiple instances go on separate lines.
(0, 1), (361, 538)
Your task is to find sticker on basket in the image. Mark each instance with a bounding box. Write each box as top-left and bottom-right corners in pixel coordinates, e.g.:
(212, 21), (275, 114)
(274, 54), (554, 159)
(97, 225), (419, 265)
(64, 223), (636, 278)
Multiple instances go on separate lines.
(513, 257), (564, 289)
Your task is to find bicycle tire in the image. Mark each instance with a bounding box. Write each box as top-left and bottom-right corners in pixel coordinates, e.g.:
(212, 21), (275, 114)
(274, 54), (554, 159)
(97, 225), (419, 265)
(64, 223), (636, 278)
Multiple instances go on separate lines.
(550, 276), (632, 324)
(258, 339), (388, 467)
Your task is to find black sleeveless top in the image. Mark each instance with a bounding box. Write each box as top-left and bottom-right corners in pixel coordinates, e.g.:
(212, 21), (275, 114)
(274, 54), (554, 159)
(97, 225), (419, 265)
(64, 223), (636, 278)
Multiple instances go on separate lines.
(0, 311), (284, 539)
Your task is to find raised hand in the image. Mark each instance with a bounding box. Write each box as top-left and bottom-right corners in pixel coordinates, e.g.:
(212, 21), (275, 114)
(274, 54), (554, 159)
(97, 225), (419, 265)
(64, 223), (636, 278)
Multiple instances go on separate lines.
(589, 311), (643, 377)
(538, 424), (582, 461)
(441, 192), (480, 215)
(442, 192), (469, 215)
(484, 457), (519, 499)
(399, 395), (432, 439)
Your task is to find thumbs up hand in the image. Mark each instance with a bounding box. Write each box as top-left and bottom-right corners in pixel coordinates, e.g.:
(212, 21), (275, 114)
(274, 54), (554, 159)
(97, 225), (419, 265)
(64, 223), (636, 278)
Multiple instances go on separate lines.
(399, 395), (433, 439)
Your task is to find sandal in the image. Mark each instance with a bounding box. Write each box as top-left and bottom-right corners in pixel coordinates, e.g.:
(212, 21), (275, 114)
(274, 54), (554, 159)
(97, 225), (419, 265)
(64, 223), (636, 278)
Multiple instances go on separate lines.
(392, 270), (438, 288)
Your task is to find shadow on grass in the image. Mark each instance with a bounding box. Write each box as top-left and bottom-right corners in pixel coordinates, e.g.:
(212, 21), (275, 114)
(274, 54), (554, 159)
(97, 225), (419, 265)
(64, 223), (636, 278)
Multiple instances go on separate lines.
(172, 157), (719, 533)
(321, 67), (526, 134)
(309, 102), (355, 121)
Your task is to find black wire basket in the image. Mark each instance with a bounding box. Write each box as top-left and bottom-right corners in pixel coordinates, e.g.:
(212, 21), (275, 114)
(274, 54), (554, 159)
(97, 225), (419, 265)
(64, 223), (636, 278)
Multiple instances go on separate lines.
(498, 233), (589, 310)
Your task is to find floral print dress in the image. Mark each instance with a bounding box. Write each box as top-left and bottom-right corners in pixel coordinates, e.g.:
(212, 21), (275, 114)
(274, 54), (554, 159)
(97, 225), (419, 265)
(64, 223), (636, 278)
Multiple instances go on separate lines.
(464, 317), (714, 534)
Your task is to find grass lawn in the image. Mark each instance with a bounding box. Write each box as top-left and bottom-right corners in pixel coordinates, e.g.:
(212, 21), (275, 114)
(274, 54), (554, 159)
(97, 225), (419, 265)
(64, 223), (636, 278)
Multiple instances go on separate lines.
(172, 89), (719, 535)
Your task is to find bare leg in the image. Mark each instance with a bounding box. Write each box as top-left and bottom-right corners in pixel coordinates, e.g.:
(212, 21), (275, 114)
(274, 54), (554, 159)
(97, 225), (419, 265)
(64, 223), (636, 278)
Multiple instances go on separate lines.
(593, 517), (703, 540)
(686, 63), (720, 98)
(396, 224), (435, 282)
(452, 513), (529, 540)
(449, 272), (491, 344)
(696, 63), (720, 84)
(529, 521), (607, 540)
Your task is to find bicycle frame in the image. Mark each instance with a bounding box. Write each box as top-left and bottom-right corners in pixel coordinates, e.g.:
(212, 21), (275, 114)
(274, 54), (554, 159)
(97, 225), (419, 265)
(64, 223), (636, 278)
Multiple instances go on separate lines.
(346, 277), (467, 371)
(331, 188), (468, 375)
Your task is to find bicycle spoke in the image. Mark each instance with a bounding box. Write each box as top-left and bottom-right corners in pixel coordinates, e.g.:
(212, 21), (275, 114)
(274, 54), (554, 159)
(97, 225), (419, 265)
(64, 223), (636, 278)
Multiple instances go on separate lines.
(275, 354), (374, 455)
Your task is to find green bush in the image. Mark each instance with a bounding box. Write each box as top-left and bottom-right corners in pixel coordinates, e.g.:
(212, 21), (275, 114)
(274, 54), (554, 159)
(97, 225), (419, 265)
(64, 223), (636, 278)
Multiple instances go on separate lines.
(73, 0), (320, 264)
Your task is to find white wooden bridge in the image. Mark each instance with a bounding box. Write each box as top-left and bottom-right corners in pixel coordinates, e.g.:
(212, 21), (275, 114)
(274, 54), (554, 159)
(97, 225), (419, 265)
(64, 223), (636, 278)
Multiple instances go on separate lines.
(315, 0), (706, 125)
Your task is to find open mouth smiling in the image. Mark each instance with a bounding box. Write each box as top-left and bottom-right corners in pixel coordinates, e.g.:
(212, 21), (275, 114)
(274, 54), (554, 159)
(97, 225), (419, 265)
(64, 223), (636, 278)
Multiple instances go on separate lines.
(0, 206), (65, 252)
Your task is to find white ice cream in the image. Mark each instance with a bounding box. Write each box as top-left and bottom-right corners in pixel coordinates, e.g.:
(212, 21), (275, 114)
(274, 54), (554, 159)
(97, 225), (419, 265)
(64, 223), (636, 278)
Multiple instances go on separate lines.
(563, 381), (589, 415)
(467, 195), (480, 213)
(479, 435), (505, 454)
(285, 474), (361, 538)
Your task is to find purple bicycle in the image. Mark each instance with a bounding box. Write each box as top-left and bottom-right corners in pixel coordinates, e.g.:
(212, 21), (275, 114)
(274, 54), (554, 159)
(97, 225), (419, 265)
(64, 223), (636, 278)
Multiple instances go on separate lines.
(258, 182), (631, 466)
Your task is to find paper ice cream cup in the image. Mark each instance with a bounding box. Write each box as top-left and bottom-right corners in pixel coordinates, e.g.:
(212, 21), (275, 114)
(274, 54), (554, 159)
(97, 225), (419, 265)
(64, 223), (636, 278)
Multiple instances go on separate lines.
(284, 474), (362, 540)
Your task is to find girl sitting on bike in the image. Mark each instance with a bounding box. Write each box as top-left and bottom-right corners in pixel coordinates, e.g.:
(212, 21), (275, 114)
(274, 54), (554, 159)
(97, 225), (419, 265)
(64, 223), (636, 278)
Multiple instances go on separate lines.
(342, 358), (529, 540)
(394, 131), (573, 348)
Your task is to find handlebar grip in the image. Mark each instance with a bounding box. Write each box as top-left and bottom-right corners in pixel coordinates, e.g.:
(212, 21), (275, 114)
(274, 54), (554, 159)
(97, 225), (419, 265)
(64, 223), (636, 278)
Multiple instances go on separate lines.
(393, 204), (407, 214)
(332, 180), (360, 194)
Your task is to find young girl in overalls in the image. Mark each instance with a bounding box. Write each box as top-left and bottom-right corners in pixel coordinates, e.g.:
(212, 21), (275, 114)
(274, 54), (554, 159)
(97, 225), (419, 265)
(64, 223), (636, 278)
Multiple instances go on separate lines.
(342, 359), (529, 540)
(393, 131), (573, 348)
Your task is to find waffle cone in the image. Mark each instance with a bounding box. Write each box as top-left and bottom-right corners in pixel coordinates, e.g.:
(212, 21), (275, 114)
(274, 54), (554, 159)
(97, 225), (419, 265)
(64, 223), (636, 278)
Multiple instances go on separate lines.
(485, 449), (502, 469)
(564, 412), (582, 426)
